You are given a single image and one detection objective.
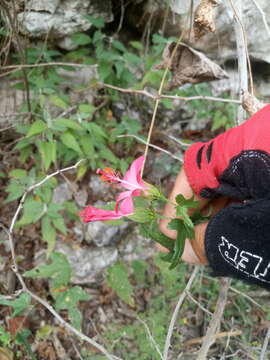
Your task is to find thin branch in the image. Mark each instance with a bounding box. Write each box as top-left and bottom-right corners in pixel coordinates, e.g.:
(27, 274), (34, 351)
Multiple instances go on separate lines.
(229, 286), (264, 310)
(137, 317), (163, 360)
(185, 290), (213, 316)
(1, 62), (98, 70)
(0, 112), (30, 118)
(185, 330), (242, 346)
(14, 271), (120, 360)
(163, 266), (199, 360)
(4, 159), (120, 360)
(227, 0), (253, 125)
(117, 134), (183, 162)
(95, 82), (241, 104)
(260, 326), (270, 360)
(9, 159), (85, 235)
(166, 135), (191, 148)
(196, 278), (231, 360)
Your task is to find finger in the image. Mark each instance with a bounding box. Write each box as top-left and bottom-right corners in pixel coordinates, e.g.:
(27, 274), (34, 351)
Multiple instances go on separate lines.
(158, 168), (210, 251)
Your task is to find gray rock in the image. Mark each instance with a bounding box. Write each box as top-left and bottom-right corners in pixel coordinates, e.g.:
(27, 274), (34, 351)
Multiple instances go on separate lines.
(26, 0), (60, 14)
(17, 11), (91, 38)
(56, 243), (118, 284)
(119, 227), (156, 262)
(89, 175), (109, 197)
(74, 189), (88, 208)
(17, 0), (113, 40)
(0, 230), (10, 252)
(52, 183), (73, 203)
(85, 221), (129, 247)
(171, 0), (270, 65)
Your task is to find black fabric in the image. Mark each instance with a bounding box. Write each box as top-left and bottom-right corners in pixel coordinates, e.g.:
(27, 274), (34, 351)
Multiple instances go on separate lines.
(200, 150), (270, 200)
(205, 199), (270, 290)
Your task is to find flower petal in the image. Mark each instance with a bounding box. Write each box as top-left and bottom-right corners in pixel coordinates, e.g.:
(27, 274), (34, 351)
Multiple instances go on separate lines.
(119, 196), (134, 214)
(79, 206), (123, 223)
(122, 156), (146, 190)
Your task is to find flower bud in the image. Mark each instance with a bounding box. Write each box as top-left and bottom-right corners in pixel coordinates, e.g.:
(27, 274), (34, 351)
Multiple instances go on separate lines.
(127, 207), (157, 223)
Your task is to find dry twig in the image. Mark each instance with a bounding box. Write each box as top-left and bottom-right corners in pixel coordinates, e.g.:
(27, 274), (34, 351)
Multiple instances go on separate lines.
(163, 266), (200, 360)
(196, 278), (231, 360)
(117, 134), (183, 162)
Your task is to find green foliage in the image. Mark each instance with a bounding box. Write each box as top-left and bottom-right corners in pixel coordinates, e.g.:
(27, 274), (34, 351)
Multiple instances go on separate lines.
(0, 294), (31, 317)
(24, 252), (71, 288)
(106, 263), (134, 306)
(55, 286), (90, 330)
(175, 83), (237, 131)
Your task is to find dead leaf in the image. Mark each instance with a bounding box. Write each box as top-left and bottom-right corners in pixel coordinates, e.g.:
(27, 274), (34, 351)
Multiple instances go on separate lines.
(242, 91), (265, 116)
(194, 0), (219, 39)
(154, 42), (228, 90)
(0, 348), (13, 360)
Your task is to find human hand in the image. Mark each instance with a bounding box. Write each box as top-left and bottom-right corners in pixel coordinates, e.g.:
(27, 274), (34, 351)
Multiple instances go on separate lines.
(160, 105), (270, 290)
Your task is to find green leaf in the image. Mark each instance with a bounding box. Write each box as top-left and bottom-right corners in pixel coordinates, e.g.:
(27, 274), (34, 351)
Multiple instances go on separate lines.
(0, 293), (31, 317)
(55, 286), (89, 309)
(50, 95), (68, 109)
(55, 286), (89, 330)
(71, 33), (92, 46)
(47, 203), (63, 216)
(56, 118), (82, 130)
(123, 52), (142, 66)
(41, 216), (56, 257)
(76, 162), (88, 179)
(0, 326), (11, 346)
(78, 104), (96, 114)
(129, 41), (144, 51)
(112, 40), (126, 52)
(9, 169), (27, 179)
(26, 120), (47, 137)
(24, 252), (72, 288)
(86, 15), (105, 28)
(99, 147), (118, 164)
(60, 131), (83, 154)
(175, 194), (200, 209)
(132, 260), (148, 284)
(68, 307), (82, 331)
(36, 325), (53, 340)
(15, 329), (36, 360)
(106, 263), (134, 306)
(5, 181), (25, 203)
(39, 141), (56, 171)
(52, 216), (67, 235)
(140, 222), (174, 252)
(80, 135), (94, 155)
(16, 198), (45, 227)
(167, 219), (194, 269)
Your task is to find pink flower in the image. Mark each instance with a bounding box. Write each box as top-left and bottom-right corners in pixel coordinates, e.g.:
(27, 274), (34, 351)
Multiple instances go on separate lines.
(80, 156), (148, 223)
(80, 206), (129, 223)
(98, 156), (148, 214)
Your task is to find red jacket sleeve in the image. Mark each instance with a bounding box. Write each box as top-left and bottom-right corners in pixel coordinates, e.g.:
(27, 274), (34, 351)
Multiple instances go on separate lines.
(184, 104), (270, 196)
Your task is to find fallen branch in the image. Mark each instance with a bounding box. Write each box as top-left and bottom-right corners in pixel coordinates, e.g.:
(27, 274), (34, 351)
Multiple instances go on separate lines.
(163, 266), (200, 360)
(185, 330), (242, 346)
(196, 278), (231, 360)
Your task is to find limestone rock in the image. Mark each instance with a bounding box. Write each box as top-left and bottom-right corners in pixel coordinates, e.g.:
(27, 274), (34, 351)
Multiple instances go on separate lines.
(17, 0), (113, 43)
(85, 221), (129, 247)
(25, 0), (60, 14)
(171, 0), (270, 64)
(56, 243), (118, 284)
